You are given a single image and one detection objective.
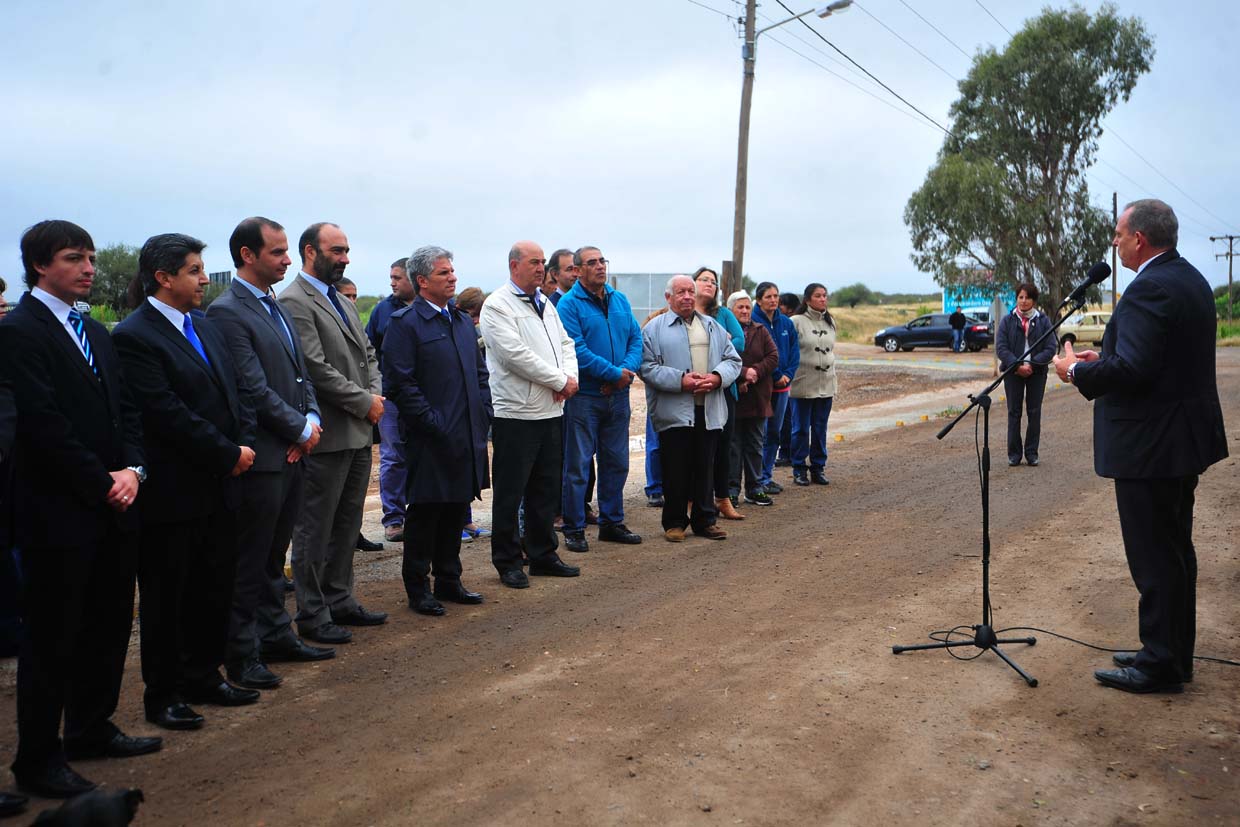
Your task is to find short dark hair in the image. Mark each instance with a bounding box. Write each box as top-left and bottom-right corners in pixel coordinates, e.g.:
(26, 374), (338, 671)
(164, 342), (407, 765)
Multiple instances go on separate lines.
(779, 292), (799, 311)
(20, 220), (95, 288)
(547, 248), (573, 274)
(1124, 198), (1178, 249)
(390, 257), (409, 271)
(1016, 282), (1039, 301)
(229, 216), (284, 269)
(134, 233), (207, 301)
(298, 222), (337, 263)
(337, 277), (356, 289)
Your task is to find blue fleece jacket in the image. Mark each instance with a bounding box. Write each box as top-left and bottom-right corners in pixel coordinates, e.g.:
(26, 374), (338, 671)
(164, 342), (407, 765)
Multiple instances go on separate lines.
(754, 306), (799, 386)
(556, 280), (643, 397)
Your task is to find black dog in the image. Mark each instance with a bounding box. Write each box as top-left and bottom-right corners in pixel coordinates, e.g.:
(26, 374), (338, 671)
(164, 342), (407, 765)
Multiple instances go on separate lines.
(30, 789), (143, 826)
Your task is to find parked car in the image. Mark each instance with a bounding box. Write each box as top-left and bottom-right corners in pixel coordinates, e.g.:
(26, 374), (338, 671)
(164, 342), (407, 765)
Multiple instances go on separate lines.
(1058, 310), (1111, 348)
(874, 313), (993, 353)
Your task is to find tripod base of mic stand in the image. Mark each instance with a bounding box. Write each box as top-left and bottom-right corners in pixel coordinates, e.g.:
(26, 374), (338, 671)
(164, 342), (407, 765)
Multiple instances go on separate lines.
(893, 625), (1039, 687)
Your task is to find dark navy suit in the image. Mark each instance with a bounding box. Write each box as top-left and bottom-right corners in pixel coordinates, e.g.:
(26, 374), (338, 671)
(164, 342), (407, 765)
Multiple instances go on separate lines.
(381, 296), (492, 600)
(113, 300), (256, 710)
(1073, 250), (1228, 682)
(1, 294), (144, 774)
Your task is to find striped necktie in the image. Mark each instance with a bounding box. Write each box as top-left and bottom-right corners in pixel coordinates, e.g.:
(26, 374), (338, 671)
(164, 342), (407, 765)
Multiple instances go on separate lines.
(66, 308), (98, 376)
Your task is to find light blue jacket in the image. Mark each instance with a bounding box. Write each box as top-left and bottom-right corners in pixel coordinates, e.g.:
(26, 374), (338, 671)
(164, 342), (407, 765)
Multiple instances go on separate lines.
(640, 310), (742, 432)
(556, 281), (643, 397)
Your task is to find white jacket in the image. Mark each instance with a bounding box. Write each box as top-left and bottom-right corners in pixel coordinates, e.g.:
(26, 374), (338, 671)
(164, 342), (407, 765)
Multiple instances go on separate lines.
(479, 285), (578, 420)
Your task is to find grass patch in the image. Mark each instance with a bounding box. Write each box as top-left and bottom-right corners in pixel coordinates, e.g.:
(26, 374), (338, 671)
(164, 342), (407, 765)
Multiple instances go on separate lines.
(1219, 321), (1240, 346)
(830, 303), (925, 344)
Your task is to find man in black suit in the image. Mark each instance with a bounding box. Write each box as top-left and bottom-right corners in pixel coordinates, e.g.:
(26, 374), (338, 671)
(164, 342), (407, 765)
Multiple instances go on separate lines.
(1, 220), (160, 799)
(113, 233), (261, 730)
(1055, 198), (1228, 694)
(207, 217), (335, 690)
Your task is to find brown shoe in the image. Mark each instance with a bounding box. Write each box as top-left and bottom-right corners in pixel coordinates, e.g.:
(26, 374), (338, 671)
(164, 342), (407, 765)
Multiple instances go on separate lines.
(664, 527), (686, 543)
(715, 497), (745, 520)
(693, 524), (728, 541)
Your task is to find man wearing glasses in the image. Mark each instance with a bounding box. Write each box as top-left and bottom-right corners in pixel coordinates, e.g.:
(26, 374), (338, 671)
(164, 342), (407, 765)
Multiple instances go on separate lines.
(555, 246), (643, 552)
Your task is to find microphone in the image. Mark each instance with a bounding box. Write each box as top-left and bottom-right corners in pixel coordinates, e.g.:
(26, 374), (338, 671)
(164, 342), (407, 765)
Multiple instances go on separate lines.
(1062, 262), (1111, 307)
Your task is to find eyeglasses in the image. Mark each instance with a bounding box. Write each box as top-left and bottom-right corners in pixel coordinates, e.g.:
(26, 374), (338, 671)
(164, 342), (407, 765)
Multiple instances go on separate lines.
(583, 257), (607, 267)
(695, 276), (717, 285)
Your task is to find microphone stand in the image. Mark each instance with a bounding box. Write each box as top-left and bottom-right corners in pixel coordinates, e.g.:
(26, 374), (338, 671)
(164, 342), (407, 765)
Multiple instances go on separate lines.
(891, 291), (1092, 686)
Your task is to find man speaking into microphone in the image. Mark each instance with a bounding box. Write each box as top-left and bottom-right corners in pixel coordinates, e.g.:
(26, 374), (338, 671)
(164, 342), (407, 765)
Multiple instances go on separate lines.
(1054, 198), (1227, 694)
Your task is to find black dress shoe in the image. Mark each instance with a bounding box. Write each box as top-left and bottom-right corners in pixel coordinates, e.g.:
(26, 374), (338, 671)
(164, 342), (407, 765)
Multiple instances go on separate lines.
(811, 470), (830, 485)
(65, 732), (163, 760)
(598, 523), (642, 544)
(227, 661), (283, 690)
(183, 681), (261, 707)
(409, 593), (445, 616)
(433, 582), (484, 604)
(261, 639), (336, 662)
(145, 702), (205, 731)
(355, 533), (384, 552)
(333, 604), (389, 626)
(529, 557), (581, 577)
(499, 569), (530, 589)
(563, 532), (589, 553)
(1111, 651), (1192, 681)
(0, 791), (28, 817)
(299, 623), (353, 644)
(14, 764), (96, 799)
(647, 494), (664, 508)
(1094, 666), (1183, 694)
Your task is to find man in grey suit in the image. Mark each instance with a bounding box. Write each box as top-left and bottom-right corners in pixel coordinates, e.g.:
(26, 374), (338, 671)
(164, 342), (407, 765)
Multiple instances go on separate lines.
(279, 222), (387, 644)
(206, 217), (336, 688)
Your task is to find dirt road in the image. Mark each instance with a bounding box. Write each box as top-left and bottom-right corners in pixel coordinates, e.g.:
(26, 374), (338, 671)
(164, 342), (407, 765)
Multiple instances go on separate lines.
(3, 348), (1238, 825)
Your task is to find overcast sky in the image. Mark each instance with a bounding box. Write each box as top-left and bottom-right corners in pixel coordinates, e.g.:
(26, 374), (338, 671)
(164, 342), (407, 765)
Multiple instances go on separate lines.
(2, 0), (1237, 303)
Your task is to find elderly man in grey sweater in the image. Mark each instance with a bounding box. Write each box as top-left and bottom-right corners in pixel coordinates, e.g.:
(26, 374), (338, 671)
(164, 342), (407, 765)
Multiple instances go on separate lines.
(640, 275), (742, 542)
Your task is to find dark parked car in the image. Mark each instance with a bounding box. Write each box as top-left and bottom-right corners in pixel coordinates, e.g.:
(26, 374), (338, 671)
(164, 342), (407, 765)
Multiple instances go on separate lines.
(874, 313), (993, 353)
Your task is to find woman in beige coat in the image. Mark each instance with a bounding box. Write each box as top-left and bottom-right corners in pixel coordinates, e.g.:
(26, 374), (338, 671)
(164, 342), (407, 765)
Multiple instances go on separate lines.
(788, 283), (836, 486)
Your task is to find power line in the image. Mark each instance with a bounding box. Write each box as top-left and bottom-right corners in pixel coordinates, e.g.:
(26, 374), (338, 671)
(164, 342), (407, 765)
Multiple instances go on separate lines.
(755, 7), (882, 90)
(681, 0), (735, 20)
(764, 33), (946, 133)
(772, 0), (954, 137)
(897, 0), (973, 60)
(973, 0), (1013, 38)
(1105, 127), (1240, 232)
(853, 1), (960, 82)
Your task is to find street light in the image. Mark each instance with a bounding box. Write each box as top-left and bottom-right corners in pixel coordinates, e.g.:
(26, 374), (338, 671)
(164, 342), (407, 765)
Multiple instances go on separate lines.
(729, 1), (851, 292)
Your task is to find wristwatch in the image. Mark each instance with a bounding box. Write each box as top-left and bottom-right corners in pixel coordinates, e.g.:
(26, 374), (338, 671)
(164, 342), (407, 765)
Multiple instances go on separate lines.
(1066, 363), (1078, 385)
(126, 465), (148, 484)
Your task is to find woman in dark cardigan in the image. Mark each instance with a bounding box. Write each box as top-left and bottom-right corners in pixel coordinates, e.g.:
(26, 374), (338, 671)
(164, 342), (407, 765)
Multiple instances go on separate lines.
(995, 282), (1058, 466)
(726, 291), (779, 506)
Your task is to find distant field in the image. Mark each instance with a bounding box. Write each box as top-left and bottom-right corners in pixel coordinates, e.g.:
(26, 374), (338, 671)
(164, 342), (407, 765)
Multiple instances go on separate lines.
(829, 303), (934, 344)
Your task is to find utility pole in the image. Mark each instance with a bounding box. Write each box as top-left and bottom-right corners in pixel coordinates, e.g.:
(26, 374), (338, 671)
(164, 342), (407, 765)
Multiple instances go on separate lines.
(731, 0), (757, 289)
(1111, 192), (1118, 308)
(1211, 233), (1237, 323)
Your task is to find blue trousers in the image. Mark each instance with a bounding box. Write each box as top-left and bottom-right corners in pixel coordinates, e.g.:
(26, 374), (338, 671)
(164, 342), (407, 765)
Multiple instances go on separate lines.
(761, 391), (791, 485)
(644, 415), (662, 498)
(563, 393), (630, 532)
(951, 329), (964, 352)
(377, 400), (407, 528)
(791, 396), (833, 472)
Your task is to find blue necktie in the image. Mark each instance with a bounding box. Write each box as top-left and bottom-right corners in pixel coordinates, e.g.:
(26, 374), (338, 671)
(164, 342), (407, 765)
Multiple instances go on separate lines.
(183, 315), (211, 367)
(326, 285), (351, 326)
(66, 308), (98, 376)
(262, 296), (295, 351)
(441, 307), (451, 322)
